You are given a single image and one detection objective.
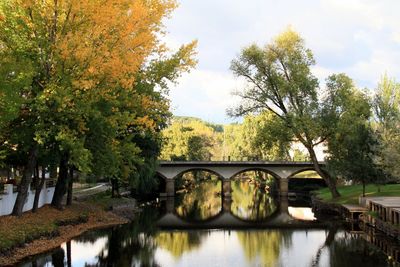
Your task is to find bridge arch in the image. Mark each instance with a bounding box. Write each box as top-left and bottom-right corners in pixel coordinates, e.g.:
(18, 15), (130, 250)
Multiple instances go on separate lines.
(173, 208), (225, 224)
(287, 167), (321, 179)
(173, 168), (224, 181)
(229, 168), (280, 199)
(157, 161), (325, 197)
(156, 171), (168, 181)
(287, 168), (327, 193)
(228, 167), (282, 180)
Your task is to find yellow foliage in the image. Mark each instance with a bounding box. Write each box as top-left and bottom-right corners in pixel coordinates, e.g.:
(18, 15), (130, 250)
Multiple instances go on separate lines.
(236, 230), (284, 266)
(155, 231), (203, 258)
(3, 0), (177, 94)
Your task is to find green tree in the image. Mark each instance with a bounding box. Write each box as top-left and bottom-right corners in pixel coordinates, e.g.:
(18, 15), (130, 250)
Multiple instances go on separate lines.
(160, 117), (217, 161)
(324, 74), (384, 195)
(187, 135), (212, 161)
(373, 74), (400, 181)
(229, 29), (340, 197)
(223, 112), (290, 161)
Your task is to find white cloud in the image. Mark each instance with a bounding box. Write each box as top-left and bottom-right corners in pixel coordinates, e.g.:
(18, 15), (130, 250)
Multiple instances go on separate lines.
(163, 0), (400, 123)
(311, 65), (335, 83)
(391, 32), (400, 45)
(321, 0), (384, 30)
(169, 69), (244, 124)
(346, 49), (400, 88)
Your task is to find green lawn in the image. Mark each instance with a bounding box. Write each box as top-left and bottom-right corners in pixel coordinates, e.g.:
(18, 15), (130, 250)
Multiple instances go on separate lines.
(314, 184), (400, 205)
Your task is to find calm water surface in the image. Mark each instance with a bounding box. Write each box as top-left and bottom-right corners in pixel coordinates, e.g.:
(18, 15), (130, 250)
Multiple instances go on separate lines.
(19, 178), (400, 267)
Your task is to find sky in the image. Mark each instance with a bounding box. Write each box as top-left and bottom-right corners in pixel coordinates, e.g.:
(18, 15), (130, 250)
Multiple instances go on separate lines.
(164, 0), (400, 124)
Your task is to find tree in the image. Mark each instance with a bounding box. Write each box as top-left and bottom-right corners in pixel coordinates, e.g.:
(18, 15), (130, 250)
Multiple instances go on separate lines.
(229, 28), (340, 197)
(327, 124), (379, 196)
(128, 45), (197, 196)
(373, 74), (400, 181)
(324, 74), (383, 196)
(222, 113), (291, 161)
(187, 135), (212, 161)
(160, 117), (217, 161)
(0, 0), (196, 214)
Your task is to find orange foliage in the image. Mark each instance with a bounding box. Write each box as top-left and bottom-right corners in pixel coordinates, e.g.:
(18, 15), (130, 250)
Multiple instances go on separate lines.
(14, 0), (177, 91)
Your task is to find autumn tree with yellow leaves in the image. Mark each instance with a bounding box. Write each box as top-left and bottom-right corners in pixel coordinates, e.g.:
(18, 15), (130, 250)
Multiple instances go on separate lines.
(0, 0), (196, 215)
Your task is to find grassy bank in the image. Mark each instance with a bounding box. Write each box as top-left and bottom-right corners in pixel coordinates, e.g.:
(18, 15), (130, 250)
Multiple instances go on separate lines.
(314, 184), (400, 205)
(0, 205), (88, 254)
(0, 202), (128, 266)
(86, 190), (136, 209)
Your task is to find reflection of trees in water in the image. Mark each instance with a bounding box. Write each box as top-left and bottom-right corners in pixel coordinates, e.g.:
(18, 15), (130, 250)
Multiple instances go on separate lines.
(91, 229), (159, 267)
(53, 207), (160, 266)
(176, 170), (219, 191)
(50, 248), (65, 267)
(311, 227), (391, 267)
(74, 228), (111, 243)
(175, 170), (280, 221)
(155, 231), (206, 258)
(175, 178), (222, 221)
(236, 230), (292, 266)
(328, 232), (390, 267)
(231, 180), (277, 221)
(80, 206), (162, 267)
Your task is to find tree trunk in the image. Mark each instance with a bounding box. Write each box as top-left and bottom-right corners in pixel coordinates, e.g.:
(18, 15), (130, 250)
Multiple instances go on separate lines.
(66, 167), (73, 206)
(33, 164), (39, 185)
(12, 145), (38, 216)
(312, 225), (338, 266)
(306, 145), (341, 198)
(50, 162), (58, 179)
(362, 182), (366, 197)
(51, 248), (65, 267)
(111, 178), (115, 198)
(111, 178), (119, 198)
(67, 241), (72, 267)
(51, 153), (69, 209)
(32, 166), (46, 213)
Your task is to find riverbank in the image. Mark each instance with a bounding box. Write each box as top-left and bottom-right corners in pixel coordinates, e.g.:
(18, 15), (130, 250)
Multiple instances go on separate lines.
(0, 201), (131, 266)
(312, 184), (400, 223)
(314, 184), (400, 205)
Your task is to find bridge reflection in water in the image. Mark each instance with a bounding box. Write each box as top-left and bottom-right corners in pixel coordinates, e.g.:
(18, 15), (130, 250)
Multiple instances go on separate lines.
(157, 176), (322, 229)
(157, 195), (323, 229)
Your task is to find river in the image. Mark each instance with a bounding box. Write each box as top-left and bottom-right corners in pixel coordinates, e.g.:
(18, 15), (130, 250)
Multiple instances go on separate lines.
(18, 177), (400, 267)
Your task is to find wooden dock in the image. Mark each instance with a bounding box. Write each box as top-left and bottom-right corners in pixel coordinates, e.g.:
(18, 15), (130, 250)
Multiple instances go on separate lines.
(369, 198), (400, 222)
(362, 197), (400, 239)
(342, 204), (367, 221)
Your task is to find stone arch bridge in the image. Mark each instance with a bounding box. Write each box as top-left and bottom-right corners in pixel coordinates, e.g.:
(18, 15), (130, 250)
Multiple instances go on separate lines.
(156, 161), (324, 197)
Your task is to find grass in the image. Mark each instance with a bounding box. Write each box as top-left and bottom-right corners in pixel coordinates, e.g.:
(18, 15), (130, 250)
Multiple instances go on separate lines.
(366, 210), (379, 218)
(0, 205), (89, 254)
(86, 190), (135, 210)
(314, 184), (400, 205)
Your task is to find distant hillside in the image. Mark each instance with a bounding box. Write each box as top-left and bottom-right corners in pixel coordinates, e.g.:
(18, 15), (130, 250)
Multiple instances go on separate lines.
(172, 116), (224, 132)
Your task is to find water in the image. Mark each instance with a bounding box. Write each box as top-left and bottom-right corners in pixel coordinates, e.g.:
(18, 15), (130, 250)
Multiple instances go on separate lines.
(18, 179), (400, 267)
